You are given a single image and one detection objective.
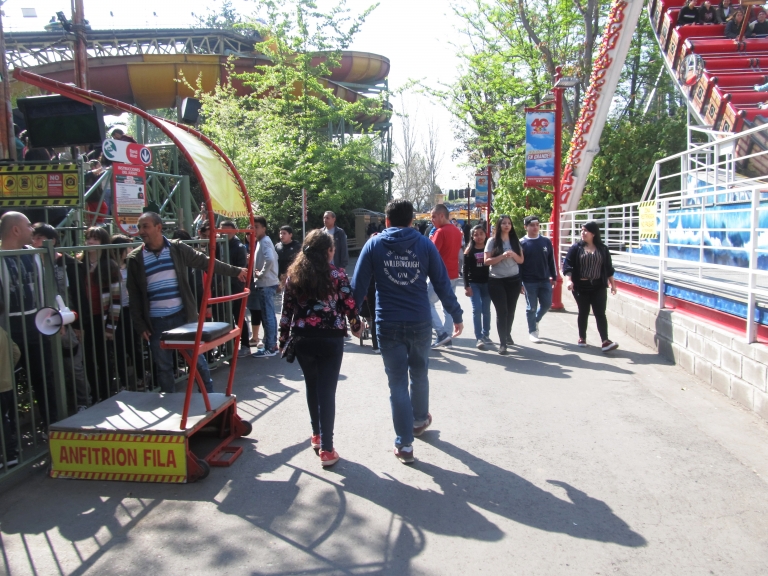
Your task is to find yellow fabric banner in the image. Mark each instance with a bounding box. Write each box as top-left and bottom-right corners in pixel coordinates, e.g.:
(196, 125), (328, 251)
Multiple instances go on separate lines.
(157, 119), (249, 218)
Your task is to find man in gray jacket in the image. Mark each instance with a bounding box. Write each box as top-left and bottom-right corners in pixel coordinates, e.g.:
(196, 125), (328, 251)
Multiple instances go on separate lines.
(322, 211), (349, 270)
(251, 215), (280, 358)
(126, 212), (247, 393)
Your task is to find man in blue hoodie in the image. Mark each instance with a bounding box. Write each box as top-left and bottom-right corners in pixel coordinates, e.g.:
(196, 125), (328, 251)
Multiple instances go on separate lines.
(352, 200), (463, 464)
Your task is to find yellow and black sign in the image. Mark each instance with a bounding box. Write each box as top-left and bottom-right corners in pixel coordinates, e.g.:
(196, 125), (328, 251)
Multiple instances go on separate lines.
(639, 201), (658, 239)
(0, 198), (79, 207)
(49, 431), (188, 483)
(0, 164), (79, 204)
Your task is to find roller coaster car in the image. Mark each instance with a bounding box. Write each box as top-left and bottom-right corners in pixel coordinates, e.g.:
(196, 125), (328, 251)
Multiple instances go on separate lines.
(660, 10), (682, 51)
(717, 101), (768, 132)
(697, 56), (768, 72)
(668, 25), (727, 70)
(653, 0), (688, 34)
(692, 71), (768, 114)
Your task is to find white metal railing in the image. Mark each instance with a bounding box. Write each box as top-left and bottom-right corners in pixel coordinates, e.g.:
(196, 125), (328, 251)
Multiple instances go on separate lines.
(641, 119), (768, 203)
(548, 186), (768, 343)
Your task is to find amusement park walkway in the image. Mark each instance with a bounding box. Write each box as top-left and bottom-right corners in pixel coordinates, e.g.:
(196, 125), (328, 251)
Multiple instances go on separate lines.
(1, 292), (768, 575)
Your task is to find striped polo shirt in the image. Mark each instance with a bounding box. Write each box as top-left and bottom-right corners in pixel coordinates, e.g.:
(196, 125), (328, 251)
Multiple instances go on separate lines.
(143, 238), (184, 317)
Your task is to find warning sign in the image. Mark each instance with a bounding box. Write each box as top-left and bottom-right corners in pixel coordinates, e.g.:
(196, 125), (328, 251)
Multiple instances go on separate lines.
(639, 201), (658, 239)
(50, 431), (187, 482)
(0, 165), (78, 203)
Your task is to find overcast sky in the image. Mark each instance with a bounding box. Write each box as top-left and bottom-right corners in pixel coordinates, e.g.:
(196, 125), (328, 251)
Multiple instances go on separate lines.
(5, 0), (474, 189)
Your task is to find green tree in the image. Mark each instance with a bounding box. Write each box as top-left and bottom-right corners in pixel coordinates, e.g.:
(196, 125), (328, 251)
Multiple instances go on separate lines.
(194, 1), (243, 30)
(196, 0), (389, 235)
(580, 109), (687, 208)
(439, 0), (686, 224)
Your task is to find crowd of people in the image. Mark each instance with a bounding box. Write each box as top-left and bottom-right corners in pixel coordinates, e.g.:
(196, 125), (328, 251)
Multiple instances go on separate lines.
(0, 198), (620, 470)
(674, 0), (768, 39)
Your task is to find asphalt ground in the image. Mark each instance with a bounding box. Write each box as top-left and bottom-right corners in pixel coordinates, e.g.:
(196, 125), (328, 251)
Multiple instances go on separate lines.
(1, 288), (768, 575)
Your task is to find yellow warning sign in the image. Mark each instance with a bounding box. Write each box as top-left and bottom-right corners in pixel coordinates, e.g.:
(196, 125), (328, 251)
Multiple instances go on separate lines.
(49, 431), (188, 482)
(0, 165), (78, 202)
(0, 198), (79, 207)
(2, 175), (17, 195)
(639, 201), (657, 239)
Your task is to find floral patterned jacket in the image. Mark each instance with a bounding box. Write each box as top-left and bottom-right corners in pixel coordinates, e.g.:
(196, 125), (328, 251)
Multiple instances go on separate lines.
(279, 266), (361, 346)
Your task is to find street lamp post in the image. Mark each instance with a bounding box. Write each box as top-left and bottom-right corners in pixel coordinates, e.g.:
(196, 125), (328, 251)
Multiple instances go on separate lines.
(551, 68), (579, 311)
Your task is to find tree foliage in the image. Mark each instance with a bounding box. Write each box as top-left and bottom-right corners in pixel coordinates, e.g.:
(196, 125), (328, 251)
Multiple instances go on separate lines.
(195, 0), (389, 235)
(439, 0), (686, 224)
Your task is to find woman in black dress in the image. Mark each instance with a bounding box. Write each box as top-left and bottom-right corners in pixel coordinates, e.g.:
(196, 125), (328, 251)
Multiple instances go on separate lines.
(562, 221), (619, 352)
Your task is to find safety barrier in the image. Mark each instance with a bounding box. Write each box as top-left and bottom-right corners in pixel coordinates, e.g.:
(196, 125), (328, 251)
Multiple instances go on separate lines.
(0, 237), (238, 481)
(555, 185), (768, 344)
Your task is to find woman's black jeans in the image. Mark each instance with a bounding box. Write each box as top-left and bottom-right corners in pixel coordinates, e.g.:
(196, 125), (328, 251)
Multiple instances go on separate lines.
(295, 336), (344, 452)
(573, 280), (609, 341)
(488, 275), (522, 347)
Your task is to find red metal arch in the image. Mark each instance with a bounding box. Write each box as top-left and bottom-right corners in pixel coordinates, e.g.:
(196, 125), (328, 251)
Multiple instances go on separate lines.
(13, 68), (256, 428)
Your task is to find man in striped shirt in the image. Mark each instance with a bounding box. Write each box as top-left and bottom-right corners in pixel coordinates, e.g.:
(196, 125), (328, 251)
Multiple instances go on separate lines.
(126, 212), (248, 394)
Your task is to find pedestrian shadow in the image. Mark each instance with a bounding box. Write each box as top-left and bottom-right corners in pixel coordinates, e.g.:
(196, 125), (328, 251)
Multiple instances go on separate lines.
(415, 433), (647, 547)
(428, 340), (635, 379)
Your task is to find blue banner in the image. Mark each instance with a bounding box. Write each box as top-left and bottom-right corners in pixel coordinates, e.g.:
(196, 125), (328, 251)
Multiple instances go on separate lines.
(525, 111), (555, 187)
(475, 173), (488, 207)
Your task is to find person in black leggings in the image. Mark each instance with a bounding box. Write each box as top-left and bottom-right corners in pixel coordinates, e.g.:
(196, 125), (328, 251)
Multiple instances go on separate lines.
(279, 230), (362, 467)
(484, 215), (524, 355)
(562, 221), (619, 352)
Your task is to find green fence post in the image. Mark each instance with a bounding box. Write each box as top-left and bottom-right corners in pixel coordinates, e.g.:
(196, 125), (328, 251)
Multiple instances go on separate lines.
(180, 175), (192, 233)
(42, 240), (68, 420)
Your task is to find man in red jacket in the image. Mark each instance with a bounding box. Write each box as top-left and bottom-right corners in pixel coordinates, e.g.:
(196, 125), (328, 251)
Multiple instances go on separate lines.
(428, 204), (463, 348)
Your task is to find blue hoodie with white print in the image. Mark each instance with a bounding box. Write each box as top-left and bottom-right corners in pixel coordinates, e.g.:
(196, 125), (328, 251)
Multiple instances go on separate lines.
(352, 226), (463, 325)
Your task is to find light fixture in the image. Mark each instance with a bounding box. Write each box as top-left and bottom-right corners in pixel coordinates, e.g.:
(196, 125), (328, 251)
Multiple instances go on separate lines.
(554, 77), (580, 88)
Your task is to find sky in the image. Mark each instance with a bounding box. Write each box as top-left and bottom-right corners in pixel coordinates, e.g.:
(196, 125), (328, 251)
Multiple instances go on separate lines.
(4, 0), (474, 190)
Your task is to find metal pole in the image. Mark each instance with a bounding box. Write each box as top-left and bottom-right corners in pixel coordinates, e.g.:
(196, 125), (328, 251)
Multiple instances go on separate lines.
(487, 159), (492, 236)
(302, 188), (307, 240)
(551, 71), (565, 311)
(72, 0), (88, 89)
(746, 187), (759, 343)
(659, 200), (668, 310)
(0, 9), (14, 159)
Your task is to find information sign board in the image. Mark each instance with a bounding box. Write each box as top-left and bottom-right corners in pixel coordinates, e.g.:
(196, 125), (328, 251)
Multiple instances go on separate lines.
(113, 163), (148, 236)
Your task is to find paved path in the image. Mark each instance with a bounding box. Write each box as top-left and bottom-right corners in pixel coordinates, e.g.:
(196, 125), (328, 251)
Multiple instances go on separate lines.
(1, 290), (768, 575)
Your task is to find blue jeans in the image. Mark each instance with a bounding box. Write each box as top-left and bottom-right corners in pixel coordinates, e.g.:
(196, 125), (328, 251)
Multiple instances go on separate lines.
(468, 282), (491, 340)
(149, 311), (213, 394)
(259, 284), (278, 351)
(295, 336), (344, 452)
(523, 281), (553, 333)
(427, 278), (460, 337)
(377, 320), (432, 447)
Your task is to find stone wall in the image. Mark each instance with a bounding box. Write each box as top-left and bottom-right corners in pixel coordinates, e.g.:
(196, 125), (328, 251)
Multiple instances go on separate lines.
(605, 291), (768, 420)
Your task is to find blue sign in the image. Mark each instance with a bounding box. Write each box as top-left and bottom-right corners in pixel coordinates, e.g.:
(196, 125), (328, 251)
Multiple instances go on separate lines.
(525, 111), (555, 187)
(475, 174), (488, 208)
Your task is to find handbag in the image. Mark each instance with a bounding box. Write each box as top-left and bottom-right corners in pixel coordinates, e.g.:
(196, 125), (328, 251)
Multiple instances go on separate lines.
(281, 335), (302, 363)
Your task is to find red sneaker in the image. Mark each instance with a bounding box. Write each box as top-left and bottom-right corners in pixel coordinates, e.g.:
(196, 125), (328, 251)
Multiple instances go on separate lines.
(413, 413), (432, 437)
(394, 445), (414, 464)
(319, 449), (339, 467)
(310, 434), (321, 449)
(601, 340), (619, 352)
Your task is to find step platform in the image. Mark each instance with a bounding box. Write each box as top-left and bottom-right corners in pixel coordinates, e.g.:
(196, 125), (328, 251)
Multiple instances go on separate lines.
(48, 391), (252, 483)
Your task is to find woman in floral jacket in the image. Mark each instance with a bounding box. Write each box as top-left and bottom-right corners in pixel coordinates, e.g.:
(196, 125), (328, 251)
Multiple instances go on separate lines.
(279, 229), (361, 467)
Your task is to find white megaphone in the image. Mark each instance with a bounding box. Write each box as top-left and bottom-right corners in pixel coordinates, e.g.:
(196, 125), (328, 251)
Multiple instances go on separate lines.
(35, 295), (78, 336)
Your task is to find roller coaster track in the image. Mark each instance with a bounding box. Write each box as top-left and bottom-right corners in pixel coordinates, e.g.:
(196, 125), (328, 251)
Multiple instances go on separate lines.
(4, 29), (263, 69)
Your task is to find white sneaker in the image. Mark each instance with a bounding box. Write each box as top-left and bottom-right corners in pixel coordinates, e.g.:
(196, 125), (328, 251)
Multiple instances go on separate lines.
(529, 332), (542, 343)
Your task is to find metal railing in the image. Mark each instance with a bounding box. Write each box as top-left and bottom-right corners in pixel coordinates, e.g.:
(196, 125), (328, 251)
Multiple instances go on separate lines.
(553, 186), (768, 343)
(641, 120), (768, 203)
(0, 237), (238, 481)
